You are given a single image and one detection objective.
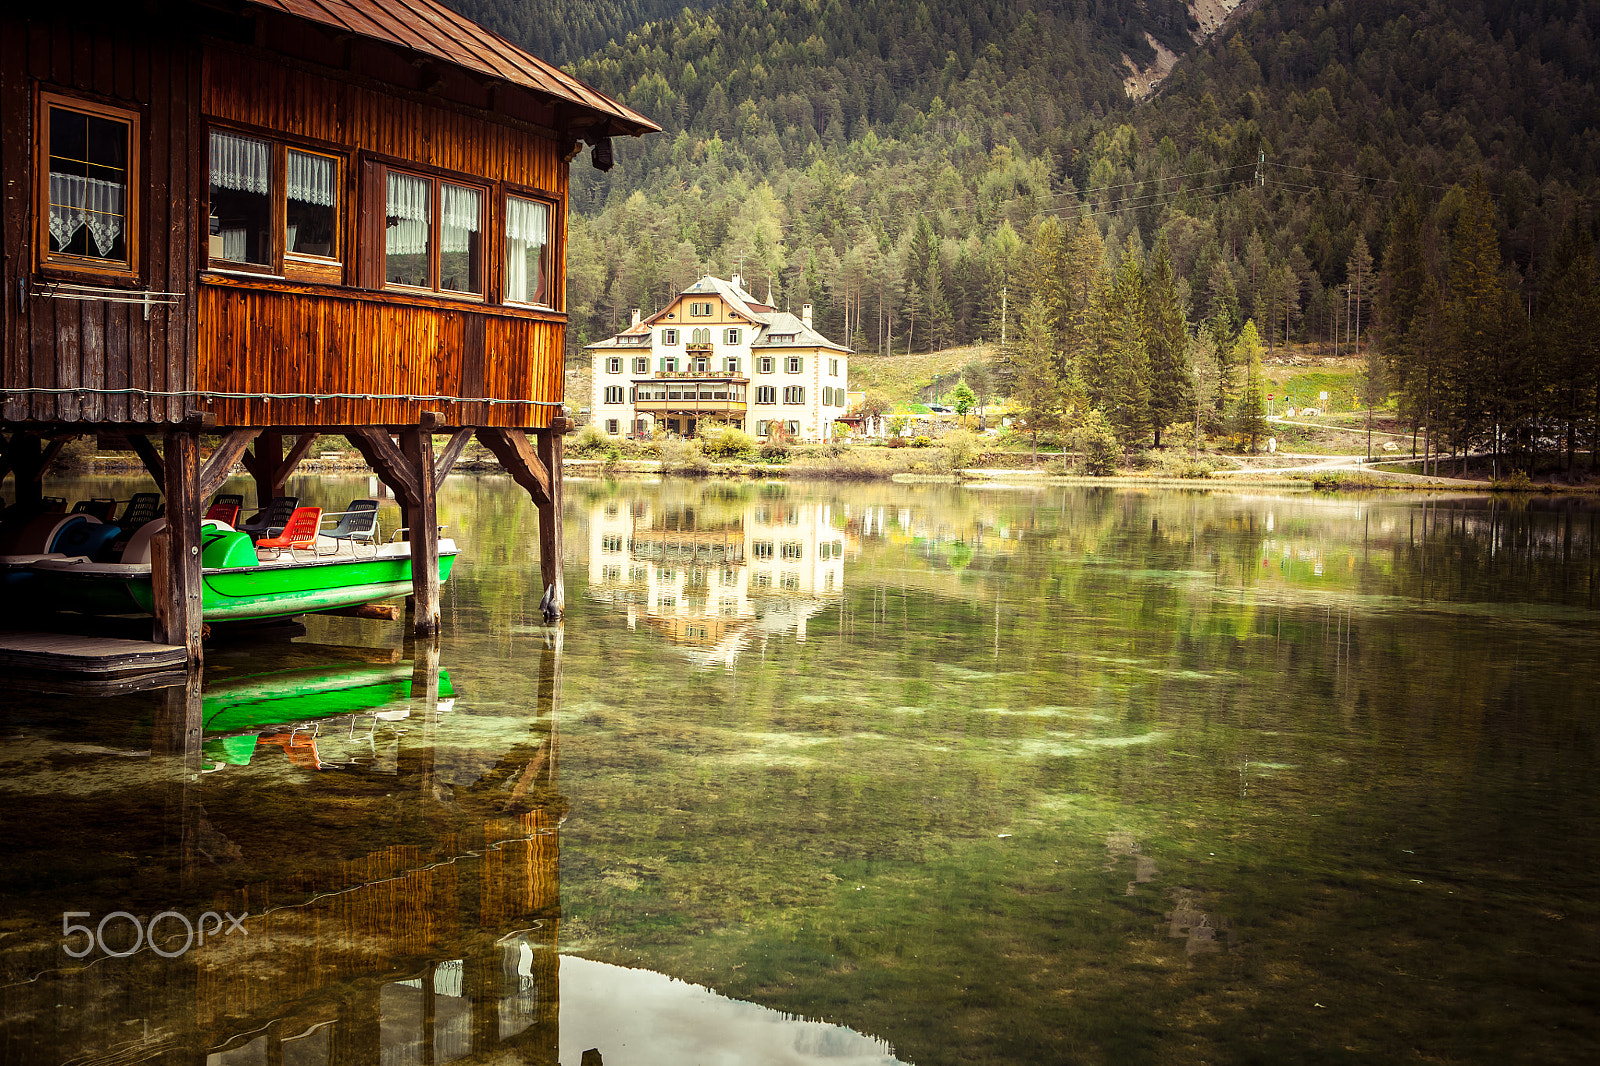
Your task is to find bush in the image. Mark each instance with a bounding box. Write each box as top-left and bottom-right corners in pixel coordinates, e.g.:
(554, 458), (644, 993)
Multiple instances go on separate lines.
(1492, 470), (1535, 492)
(943, 428), (979, 470)
(699, 425), (757, 460)
(758, 440), (791, 463)
(911, 435), (933, 448)
(568, 423), (613, 458)
(1071, 411), (1120, 475)
(657, 438), (711, 475)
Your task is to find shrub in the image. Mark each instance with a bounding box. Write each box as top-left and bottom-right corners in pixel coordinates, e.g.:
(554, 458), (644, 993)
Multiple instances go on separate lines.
(699, 425), (757, 461)
(657, 438), (711, 475)
(758, 440), (791, 463)
(1071, 411), (1120, 475)
(911, 435), (933, 448)
(568, 423), (612, 458)
(943, 428), (979, 470)
(1492, 470), (1535, 492)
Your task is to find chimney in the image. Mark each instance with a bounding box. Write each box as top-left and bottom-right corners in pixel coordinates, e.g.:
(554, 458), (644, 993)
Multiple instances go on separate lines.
(630, 309), (641, 327)
(802, 303), (813, 329)
(730, 273), (742, 292)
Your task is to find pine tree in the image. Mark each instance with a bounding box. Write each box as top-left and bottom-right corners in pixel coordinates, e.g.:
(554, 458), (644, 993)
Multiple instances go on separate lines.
(1445, 171), (1505, 474)
(1011, 294), (1067, 465)
(1232, 320), (1268, 452)
(1540, 222), (1600, 473)
(1144, 235), (1192, 447)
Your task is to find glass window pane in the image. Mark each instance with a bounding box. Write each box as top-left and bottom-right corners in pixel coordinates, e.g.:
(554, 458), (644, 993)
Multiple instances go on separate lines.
(48, 106), (130, 264)
(504, 196), (549, 304)
(386, 171), (432, 287)
(208, 129), (272, 266)
(286, 149), (338, 258)
(440, 183), (481, 293)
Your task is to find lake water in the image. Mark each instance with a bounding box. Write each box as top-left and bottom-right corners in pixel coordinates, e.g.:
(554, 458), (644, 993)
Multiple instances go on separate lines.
(1, 474), (1597, 1064)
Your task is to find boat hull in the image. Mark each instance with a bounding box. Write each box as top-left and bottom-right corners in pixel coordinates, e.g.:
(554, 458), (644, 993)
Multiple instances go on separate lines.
(31, 542), (458, 622)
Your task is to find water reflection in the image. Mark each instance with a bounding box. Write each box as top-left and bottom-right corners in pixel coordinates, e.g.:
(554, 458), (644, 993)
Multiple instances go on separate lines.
(584, 487), (846, 665)
(0, 620), (904, 1066)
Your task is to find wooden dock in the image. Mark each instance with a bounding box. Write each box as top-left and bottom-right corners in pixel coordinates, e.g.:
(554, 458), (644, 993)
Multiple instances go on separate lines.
(0, 630), (189, 679)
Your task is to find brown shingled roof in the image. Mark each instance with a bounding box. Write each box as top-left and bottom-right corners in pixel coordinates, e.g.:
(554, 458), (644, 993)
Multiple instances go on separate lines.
(246, 0), (659, 137)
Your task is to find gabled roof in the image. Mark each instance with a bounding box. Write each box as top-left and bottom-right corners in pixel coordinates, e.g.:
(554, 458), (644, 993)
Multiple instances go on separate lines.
(586, 276), (852, 353)
(246, 0), (659, 137)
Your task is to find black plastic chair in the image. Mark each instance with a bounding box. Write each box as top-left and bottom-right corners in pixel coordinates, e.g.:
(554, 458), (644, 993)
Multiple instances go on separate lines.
(239, 496), (299, 541)
(325, 500), (380, 555)
(71, 498), (118, 521)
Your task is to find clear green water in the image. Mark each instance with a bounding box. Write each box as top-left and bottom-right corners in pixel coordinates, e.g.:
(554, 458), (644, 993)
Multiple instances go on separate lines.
(2, 476), (1597, 1065)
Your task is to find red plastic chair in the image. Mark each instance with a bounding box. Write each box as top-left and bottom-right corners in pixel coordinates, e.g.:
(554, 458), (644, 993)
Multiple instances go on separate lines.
(204, 496), (242, 526)
(254, 506), (323, 559)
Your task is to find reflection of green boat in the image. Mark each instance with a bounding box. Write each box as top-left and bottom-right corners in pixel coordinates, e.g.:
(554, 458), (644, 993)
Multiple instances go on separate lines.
(201, 664), (455, 767)
(30, 527), (458, 621)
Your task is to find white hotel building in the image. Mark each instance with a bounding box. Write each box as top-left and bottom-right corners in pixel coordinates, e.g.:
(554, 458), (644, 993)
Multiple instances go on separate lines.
(586, 275), (850, 442)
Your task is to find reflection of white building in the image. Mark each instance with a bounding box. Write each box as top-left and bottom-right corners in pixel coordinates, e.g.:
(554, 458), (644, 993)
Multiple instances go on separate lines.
(585, 494), (846, 668)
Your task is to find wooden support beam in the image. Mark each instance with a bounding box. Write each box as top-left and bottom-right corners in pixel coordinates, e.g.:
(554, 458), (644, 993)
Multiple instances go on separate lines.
(281, 431), (322, 481)
(152, 430), (203, 658)
(536, 428), (565, 618)
(475, 428), (551, 508)
(346, 427), (422, 507)
(126, 434), (166, 494)
(240, 430), (280, 503)
(402, 426), (440, 636)
(433, 428), (475, 491)
(198, 429), (261, 499)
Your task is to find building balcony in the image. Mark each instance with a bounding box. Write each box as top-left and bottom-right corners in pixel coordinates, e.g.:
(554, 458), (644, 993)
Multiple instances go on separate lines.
(644, 370), (749, 381)
(635, 399), (748, 415)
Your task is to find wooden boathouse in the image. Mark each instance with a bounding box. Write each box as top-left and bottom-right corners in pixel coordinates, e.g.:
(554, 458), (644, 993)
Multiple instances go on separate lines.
(0, 0), (658, 659)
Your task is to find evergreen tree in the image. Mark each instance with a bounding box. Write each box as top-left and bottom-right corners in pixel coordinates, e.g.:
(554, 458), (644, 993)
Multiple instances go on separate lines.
(1232, 320), (1267, 452)
(1011, 294), (1067, 464)
(1444, 172), (1505, 473)
(1540, 222), (1600, 473)
(1144, 235), (1192, 447)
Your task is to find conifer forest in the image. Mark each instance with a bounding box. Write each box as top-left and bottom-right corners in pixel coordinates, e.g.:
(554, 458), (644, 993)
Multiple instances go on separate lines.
(448, 0), (1600, 473)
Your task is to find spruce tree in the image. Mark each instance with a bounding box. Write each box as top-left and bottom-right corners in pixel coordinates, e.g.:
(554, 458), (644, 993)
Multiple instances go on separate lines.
(1145, 235), (1193, 447)
(1232, 320), (1268, 452)
(1012, 295), (1067, 465)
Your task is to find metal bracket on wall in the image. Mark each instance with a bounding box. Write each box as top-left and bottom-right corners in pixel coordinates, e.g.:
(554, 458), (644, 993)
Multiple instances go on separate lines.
(32, 280), (182, 321)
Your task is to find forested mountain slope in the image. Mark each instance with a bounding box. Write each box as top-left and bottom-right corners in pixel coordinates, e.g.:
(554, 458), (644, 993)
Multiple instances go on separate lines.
(444, 0), (1600, 473)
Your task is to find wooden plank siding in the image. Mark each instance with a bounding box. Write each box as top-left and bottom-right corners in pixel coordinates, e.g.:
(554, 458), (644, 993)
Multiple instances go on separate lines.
(197, 286), (562, 428)
(197, 46), (569, 429)
(0, 14), (199, 426)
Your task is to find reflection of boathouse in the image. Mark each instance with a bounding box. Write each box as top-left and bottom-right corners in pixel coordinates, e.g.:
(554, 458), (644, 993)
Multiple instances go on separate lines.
(0, 640), (568, 1066)
(586, 490), (846, 665)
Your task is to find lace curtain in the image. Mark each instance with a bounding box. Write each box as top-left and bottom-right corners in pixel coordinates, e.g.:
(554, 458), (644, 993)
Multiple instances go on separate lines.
(48, 173), (124, 257)
(210, 130), (270, 193)
(504, 197), (549, 303)
(287, 150), (335, 206)
(440, 184), (480, 254)
(386, 171), (431, 256)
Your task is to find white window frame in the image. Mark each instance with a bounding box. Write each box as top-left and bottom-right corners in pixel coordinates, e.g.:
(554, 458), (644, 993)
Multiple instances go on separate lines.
(606, 357), (621, 374)
(726, 327), (741, 345)
(633, 357), (649, 374)
(662, 328), (679, 345)
(787, 356), (803, 373)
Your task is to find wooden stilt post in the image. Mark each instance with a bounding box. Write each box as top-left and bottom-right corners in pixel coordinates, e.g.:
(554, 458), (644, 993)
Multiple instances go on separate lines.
(402, 425), (440, 636)
(152, 429), (204, 658)
(244, 430), (282, 506)
(536, 427), (565, 617)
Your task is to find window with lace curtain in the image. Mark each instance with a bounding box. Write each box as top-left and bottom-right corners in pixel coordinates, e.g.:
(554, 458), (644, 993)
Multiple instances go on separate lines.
(381, 167), (484, 296)
(40, 94), (138, 277)
(207, 127), (341, 281)
(503, 194), (552, 306)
